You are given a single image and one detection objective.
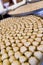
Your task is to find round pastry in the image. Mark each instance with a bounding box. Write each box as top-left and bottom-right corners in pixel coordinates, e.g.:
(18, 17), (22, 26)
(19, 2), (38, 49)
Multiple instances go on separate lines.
(9, 56), (15, 63)
(37, 45), (43, 52)
(6, 46), (12, 52)
(12, 44), (16, 48)
(2, 53), (8, 60)
(24, 51), (32, 58)
(15, 51), (21, 59)
(34, 51), (43, 60)
(5, 41), (11, 47)
(19, 56), (27, 63)
(3, 59), (10, 65)
(32, 41), (39, 46)
(16, 43), (23, 48)
(1, 49), (7, 54)
(23, 42), (31, 47)
(35, 38), (41, 42)
(8, 50), (14, 57)
(29, 46), (36, 52)
(29, 57), (38, 65)
(20, 46), (27, 53)
(11, 60), (20, 65)
(13, 47), (19, 52)
(1, 44), (6, 50)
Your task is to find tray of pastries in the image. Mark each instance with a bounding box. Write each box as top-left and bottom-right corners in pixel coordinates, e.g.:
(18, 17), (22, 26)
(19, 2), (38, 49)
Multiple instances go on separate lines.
(0, 15), (43, 65)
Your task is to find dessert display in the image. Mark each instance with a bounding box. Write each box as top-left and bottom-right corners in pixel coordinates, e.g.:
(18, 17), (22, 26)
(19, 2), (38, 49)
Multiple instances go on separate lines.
(0, 15), (43, 65)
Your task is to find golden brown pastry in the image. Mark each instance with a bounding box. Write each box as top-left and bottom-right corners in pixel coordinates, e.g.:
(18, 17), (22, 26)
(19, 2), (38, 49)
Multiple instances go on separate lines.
(3, 59), (10, 65)
(9, 56), (15, 63)
(2, 53), (8, 60)
(11, 60), (20, 65)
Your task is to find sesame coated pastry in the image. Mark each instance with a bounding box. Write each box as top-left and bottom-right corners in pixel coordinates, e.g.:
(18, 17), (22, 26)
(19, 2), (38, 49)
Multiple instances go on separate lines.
(0, 15), (43, 65)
